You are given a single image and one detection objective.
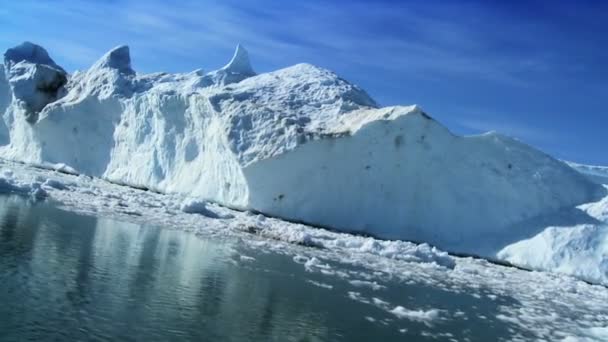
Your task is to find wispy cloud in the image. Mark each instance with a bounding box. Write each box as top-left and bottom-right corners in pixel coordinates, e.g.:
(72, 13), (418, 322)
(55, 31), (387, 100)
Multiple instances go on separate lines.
(0, 0), (568, 84)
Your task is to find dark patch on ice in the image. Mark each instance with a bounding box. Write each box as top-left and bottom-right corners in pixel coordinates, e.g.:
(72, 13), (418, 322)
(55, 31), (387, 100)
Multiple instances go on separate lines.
(208, 93), (231, 112)
(297, 116), (311, 125)
(316, 131), (351, 140)
(394, 135), (404, 148)
(231, 91), (254, 102)
(35, 72), (67, 98)
(419, 111), (433, 120)
(122, 210), (142, 216)
(246, 225), (261, 234)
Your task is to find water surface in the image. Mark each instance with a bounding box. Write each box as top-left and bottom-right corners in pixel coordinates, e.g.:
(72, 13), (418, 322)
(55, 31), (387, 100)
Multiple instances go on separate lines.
(0, 195), (535, 341)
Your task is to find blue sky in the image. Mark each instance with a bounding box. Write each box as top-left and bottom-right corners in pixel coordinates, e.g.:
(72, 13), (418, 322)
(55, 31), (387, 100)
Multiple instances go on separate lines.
(1, 0), (606, 164)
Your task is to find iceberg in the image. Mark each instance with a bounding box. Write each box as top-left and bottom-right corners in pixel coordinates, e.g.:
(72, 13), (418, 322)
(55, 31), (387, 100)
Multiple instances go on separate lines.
(0, 42), (605, 255)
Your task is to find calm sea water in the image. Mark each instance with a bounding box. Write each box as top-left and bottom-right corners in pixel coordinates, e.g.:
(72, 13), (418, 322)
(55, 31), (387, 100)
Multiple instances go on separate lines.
(0, 195), (532, 341)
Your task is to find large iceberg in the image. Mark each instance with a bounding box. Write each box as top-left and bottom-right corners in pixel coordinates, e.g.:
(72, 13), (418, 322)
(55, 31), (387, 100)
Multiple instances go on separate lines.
(0, 42), (605, 254)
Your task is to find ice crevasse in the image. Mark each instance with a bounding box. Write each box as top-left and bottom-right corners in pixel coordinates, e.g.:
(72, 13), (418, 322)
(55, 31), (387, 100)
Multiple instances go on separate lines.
(0, 41), (605, 253)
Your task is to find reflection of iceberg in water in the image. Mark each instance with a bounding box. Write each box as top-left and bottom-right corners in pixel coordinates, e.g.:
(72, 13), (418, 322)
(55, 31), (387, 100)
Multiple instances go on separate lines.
(0, 195), (91, 280)
(89, 218), (329, 340)
(0, 196), (329, 340)
(88, 219), (326, 339)
(217, 261), (330, 341)
(0, 196), (50, 253)
(91, 218), (232, 306)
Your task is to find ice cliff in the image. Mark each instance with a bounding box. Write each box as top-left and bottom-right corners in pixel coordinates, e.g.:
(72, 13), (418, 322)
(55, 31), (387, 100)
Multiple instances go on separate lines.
(0, 42), (605, 254)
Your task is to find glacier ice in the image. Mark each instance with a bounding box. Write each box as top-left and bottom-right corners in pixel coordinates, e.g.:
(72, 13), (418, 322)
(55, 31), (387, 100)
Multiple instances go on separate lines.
(498, 224), (608, 284)
(3, 42), (67, 122)
(207, 43), (256, 85)
(4, 42), (64, 70)
(0, 41), (605, 257)
(90, 45), (134, 75)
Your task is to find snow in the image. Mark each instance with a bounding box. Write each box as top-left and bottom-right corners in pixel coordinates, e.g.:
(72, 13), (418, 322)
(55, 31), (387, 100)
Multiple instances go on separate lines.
(0, 42), (607, 286)
(180, 197), (234, 219)
(349, 279), (386, 290)
(348, 287), (441, 326)
(306, 280), (334, 290)
(0, 168), (47, 200)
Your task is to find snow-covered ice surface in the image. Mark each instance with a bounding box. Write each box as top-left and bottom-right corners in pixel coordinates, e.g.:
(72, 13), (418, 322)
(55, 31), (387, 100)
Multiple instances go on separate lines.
(0, 159), (607, 341)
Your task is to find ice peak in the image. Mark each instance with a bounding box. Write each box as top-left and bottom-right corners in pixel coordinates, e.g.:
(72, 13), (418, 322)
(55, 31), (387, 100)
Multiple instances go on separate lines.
(92, 45), (134, 75)
(221, 44), (255, 76)
(409, 104), (434, 120)
(3, 42), (64, 72)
